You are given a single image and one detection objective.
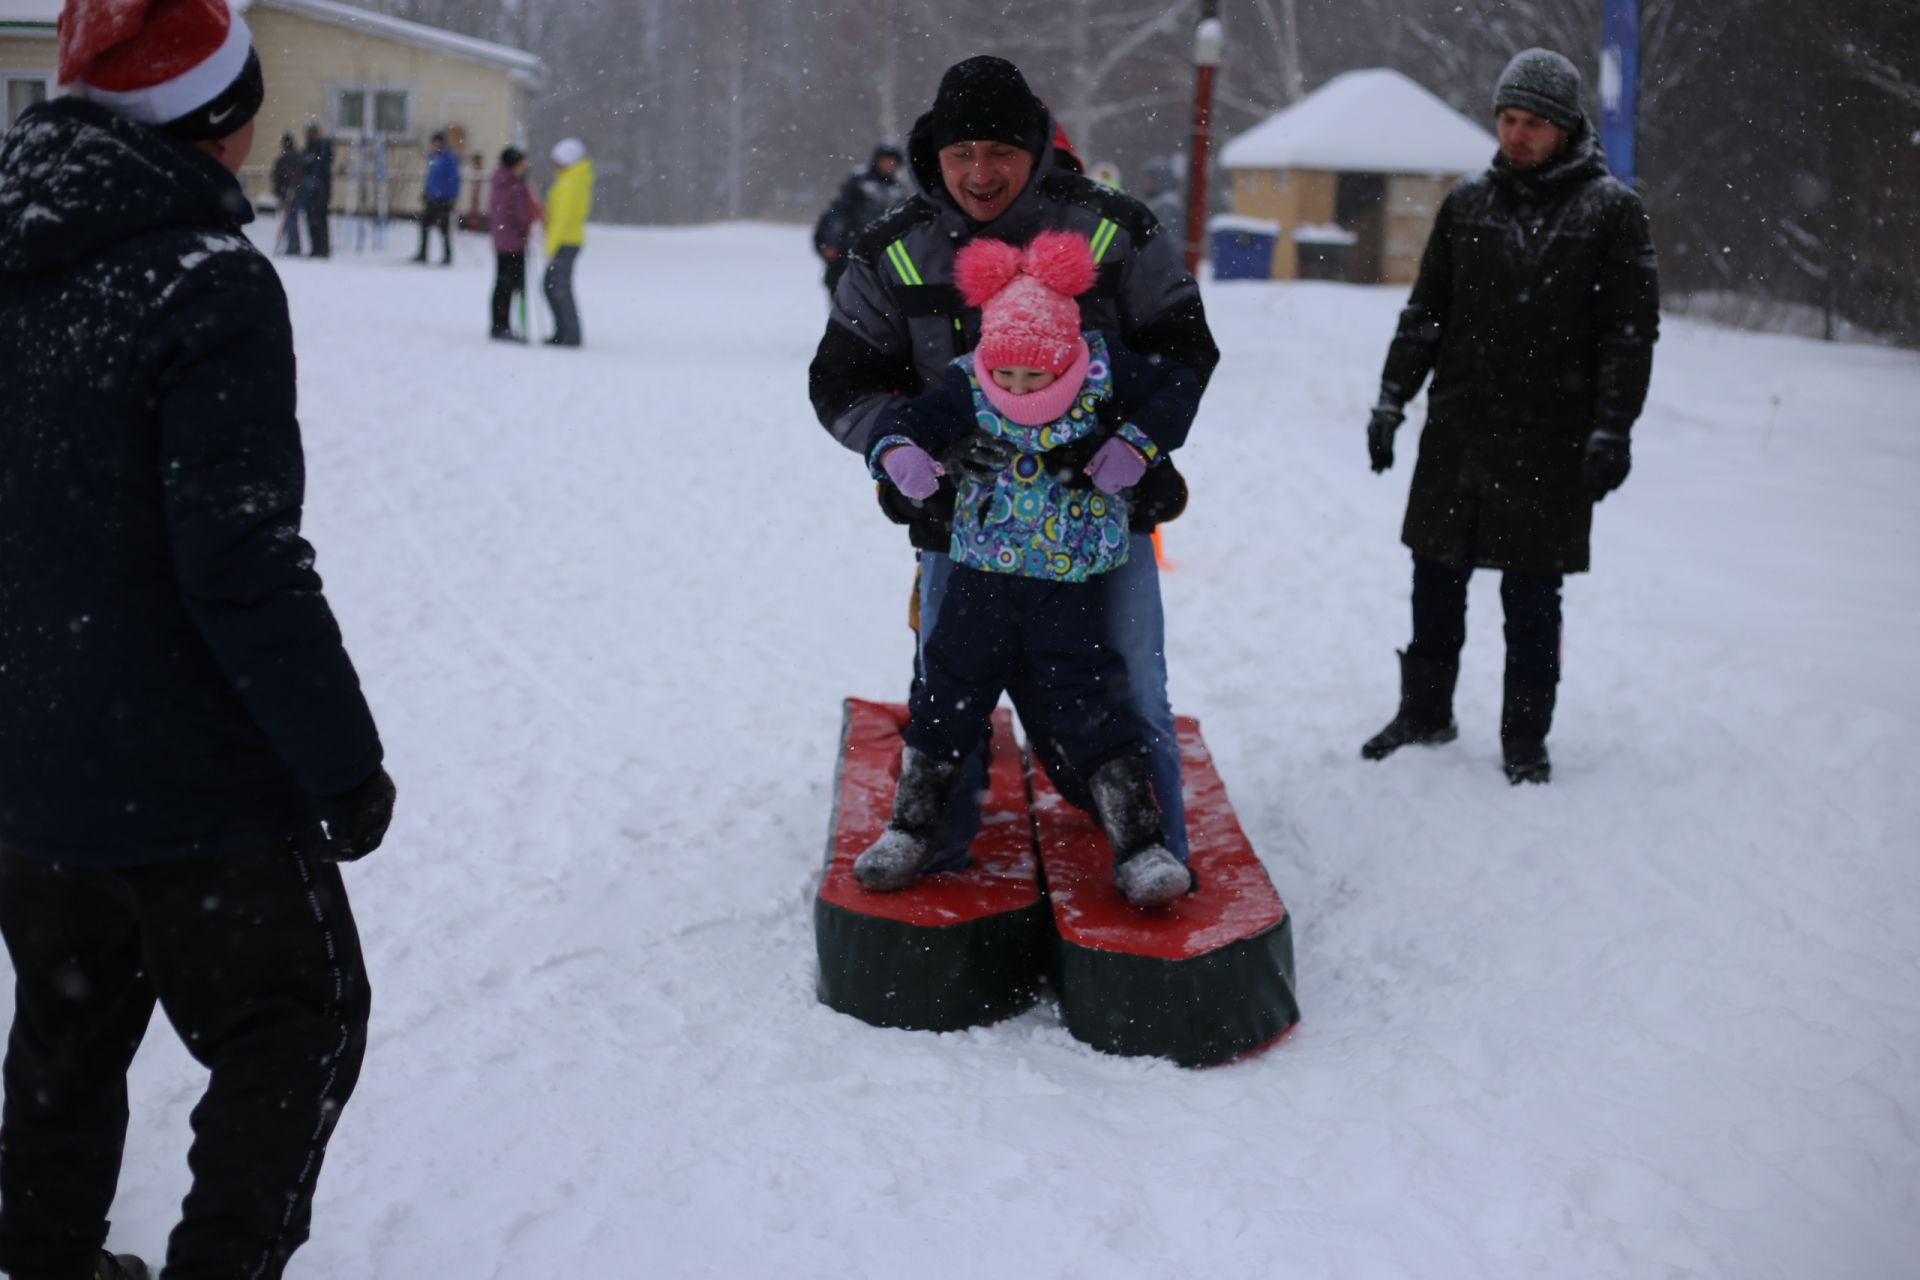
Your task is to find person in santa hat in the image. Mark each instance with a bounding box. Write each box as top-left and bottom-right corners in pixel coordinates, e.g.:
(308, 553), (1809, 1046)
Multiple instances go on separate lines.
(0, 3), (392, 1278)
(855, 230), (1201, 908)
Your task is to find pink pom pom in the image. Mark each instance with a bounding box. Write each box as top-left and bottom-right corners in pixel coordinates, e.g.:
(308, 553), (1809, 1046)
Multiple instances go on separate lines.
(1020, 230), (1096, 300)
(954, 238), (1025, 308)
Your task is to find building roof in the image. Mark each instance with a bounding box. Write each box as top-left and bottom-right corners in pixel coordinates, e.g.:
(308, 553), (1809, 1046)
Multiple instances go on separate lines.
(1219, 68), (1496, 175)
(0, 0), (58, 30)
(237, 0), (544, 83)
(2, 3), (544, 82)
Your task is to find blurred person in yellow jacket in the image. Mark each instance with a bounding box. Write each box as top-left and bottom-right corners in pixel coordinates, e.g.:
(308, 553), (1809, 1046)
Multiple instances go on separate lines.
(543, 137), (593, 346)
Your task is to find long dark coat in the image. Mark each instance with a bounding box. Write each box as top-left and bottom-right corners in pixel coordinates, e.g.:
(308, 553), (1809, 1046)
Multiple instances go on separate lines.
(0, 99), (383, 865)
(1380, 119), (1659, 575)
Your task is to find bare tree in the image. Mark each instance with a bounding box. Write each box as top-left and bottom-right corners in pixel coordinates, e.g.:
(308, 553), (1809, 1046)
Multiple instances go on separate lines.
(321, 0), (1919, 339)
(1815, 0), (1920, 108)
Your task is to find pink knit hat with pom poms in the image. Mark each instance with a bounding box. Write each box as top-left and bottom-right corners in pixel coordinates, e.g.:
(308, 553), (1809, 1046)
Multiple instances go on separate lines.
(957, 231), (1096, 378)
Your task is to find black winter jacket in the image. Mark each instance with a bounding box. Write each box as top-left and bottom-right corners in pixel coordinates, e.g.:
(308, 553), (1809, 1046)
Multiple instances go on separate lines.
(813, 151), (906, 291)
(809, 109), (1216, 551)
(0, 99), (383, 864)
(1380, 119), (1659, 574)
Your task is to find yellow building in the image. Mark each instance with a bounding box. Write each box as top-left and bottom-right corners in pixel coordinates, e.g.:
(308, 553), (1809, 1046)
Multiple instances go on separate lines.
(0, 0), (543, 218)
(1, 1), (57, 130)
(1219, 69), (1496, 284)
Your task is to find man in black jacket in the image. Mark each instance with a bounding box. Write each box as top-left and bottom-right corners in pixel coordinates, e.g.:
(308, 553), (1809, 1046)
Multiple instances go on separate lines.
(300, 120), (333, 259)
(809, 56), (1217, 871)
(1362, 48), (1659, 784)
(812, 142), (905, 294)
(0, 2), (393, 1276)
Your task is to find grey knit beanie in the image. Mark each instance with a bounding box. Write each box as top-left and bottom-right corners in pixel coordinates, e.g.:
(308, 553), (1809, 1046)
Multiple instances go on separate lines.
(1493, 48), (1582, 130)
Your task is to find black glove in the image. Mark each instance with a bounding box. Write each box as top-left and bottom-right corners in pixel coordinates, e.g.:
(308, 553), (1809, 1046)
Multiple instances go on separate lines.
(1581, 429), (1631, 502)
(938, 432), (1018, 485)
(1367, 405), (1404, 473)
(310, 767), (396, 862)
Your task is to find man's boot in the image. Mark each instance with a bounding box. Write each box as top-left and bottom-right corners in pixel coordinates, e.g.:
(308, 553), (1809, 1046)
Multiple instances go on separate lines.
(853, 746), (962, 891)
(1361, 649), (1459, 760)
(1088, 755), (1189, 908)
(1501, 675), (1556, 785)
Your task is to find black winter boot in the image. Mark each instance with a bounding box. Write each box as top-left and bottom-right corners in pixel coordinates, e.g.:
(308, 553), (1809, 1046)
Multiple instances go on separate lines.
(1361, 650), (1460, 760)
(1088, 755), (1189, 908)
(1501, 676), (1557, 785)
(853, 747), (962, 891)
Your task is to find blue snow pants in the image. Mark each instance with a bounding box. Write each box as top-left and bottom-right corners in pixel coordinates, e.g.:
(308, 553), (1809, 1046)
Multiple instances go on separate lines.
(916, 533), (1187, 868)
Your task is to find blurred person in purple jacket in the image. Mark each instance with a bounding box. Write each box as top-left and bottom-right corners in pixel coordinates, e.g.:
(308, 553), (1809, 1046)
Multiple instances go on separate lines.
(488, 146), (542, 340)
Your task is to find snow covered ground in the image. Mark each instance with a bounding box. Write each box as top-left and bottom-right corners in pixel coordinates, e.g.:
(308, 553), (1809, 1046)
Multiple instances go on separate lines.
(15, 219), (1919, 1278)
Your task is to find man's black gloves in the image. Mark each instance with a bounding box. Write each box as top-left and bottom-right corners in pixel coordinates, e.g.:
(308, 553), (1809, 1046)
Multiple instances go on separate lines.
(311, 767), (396, 862)
(1581, 429), (1632, 502)
(1367, 405), (1404, 473)
(938, 432), (1018, 485)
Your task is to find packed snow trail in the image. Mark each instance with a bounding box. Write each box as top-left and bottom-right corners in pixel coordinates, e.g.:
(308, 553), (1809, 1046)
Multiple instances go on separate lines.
(11, 223), (1915, 1279)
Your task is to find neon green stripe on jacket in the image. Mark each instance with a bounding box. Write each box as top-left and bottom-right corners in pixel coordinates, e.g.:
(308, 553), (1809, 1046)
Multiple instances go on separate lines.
(1090, 218), (1119, 263)
(885, 239), (924, 286)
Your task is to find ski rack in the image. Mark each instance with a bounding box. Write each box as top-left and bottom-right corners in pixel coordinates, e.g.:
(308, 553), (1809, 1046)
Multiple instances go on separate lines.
(815, 701), (1300, 1066)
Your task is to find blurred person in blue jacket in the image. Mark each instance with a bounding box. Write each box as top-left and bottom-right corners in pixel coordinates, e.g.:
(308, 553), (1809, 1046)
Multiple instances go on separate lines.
(412, 130), (461, 264)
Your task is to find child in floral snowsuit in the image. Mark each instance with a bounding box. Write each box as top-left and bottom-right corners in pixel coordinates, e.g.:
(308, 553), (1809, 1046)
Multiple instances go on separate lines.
(855, 231), (1201, 908)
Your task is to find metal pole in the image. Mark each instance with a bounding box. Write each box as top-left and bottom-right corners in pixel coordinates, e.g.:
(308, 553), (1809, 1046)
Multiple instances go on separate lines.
(1183, 8), (1224, 276)
(1599, 0), (1640, 184)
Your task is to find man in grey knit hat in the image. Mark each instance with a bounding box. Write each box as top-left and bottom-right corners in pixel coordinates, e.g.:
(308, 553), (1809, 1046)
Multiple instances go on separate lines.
(1359, 47), (1660, 785)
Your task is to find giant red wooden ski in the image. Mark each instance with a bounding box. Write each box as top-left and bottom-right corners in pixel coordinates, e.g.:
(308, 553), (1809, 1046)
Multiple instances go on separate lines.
(814, 699), (1047, 1031)
(1030, 717), (1300, 1066)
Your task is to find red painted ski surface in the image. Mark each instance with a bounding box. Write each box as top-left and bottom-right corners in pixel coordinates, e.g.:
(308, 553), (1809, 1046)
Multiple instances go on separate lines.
(1031, 717), (1287, 960)
(818, 700), (1039, 927)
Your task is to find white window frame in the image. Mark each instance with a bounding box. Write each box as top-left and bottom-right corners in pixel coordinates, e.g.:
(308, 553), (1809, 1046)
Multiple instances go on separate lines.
(325, 80), (415, 141)
(2, 71), (52, 132)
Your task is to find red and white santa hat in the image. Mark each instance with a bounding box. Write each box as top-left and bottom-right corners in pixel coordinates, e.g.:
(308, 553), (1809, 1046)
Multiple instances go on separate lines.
(58, 0), (263, 138)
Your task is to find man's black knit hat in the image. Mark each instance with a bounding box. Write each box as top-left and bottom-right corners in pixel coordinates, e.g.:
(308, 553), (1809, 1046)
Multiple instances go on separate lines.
(924, 56), (1049, 154)
(160, 47), (264, 141)
(1492, 48), (1582, 131)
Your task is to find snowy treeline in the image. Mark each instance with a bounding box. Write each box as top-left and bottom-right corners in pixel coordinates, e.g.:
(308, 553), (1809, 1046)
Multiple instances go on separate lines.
(361, 0), (1917, 342)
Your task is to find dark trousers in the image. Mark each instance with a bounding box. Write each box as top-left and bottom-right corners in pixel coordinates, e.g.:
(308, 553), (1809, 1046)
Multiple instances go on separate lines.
(0, 845), (370, 1280)
(303, 198), (330, 259)
(543, 245), (582, 345)
(275, 202), (303, 256)
(1405, 554), (1563, 687)
(909, 567), (1142, 777)
(491, 251), (526, 337)
(415, 197), (454, 262)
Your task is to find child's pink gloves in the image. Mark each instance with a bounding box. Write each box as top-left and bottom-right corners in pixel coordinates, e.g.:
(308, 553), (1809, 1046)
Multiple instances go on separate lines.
(881, 443), (945, 500)
(1084, 438), (1147, 494)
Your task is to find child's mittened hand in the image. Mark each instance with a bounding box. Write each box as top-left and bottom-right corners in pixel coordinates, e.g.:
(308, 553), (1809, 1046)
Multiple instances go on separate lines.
(881, 444), (945, 500)
(1084, 438), (1148, 494)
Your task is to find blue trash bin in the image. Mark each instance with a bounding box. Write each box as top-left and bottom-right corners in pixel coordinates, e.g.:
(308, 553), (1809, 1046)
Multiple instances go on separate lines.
(1208, 216), (1280, 281)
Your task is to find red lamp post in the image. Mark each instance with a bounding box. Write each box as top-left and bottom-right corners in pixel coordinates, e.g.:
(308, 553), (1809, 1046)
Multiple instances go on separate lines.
(1182, 11), (1224, 277)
